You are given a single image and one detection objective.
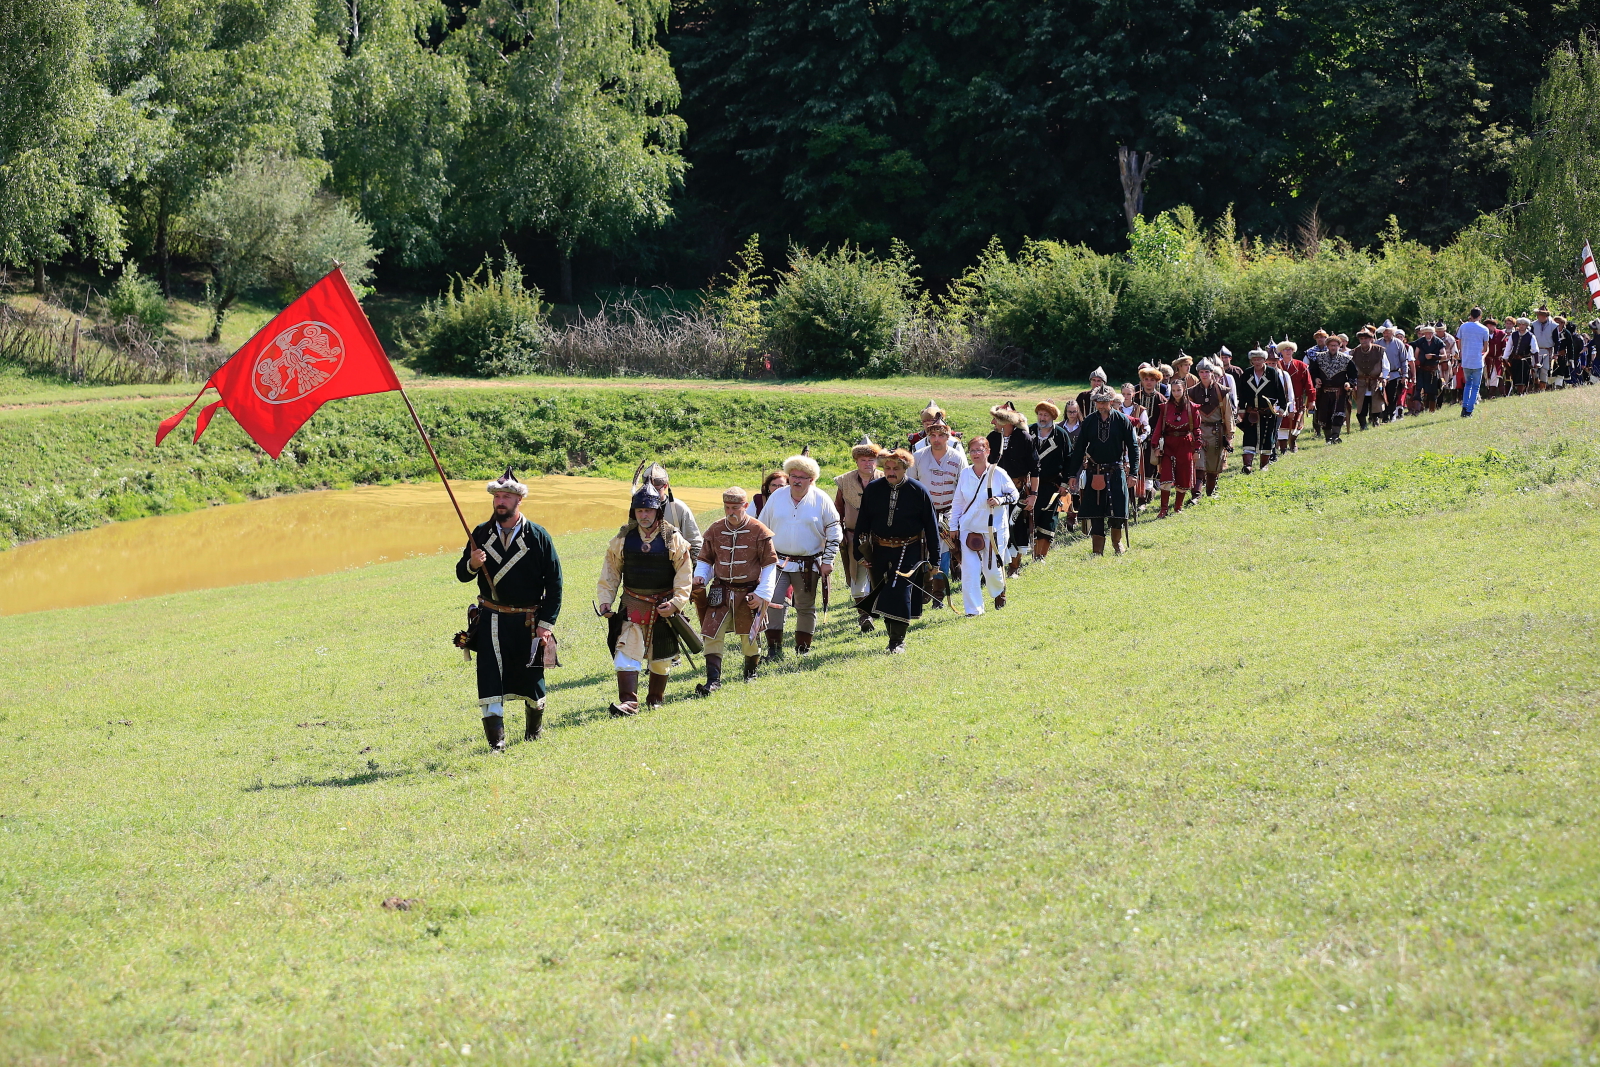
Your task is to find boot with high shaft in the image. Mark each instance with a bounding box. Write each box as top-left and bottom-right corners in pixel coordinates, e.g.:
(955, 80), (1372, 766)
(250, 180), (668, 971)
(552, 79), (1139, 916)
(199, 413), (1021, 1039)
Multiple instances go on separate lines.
(694, 655), (723, 698)
(646, 671), (668, 709)
(884, 621), (907, 654)
(609, 671), (640, 717)
(765, 628), (785, 662)
(483, 714), (506, 752)
(743, 655), (760, 681)
(524, 699), (544, 740)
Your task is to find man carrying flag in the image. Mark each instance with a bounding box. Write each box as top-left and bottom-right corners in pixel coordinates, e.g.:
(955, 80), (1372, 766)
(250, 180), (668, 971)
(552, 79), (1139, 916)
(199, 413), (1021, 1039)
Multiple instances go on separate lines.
(458, 468), (563, 750)
(157, 267), (539, 747)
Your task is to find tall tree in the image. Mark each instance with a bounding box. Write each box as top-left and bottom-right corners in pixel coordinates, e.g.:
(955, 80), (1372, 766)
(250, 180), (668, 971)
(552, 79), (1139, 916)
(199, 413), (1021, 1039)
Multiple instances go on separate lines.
(131, 0), (339, 293)
(1510, 33), (1600, 309)
(446, 0), (686, 302)
(322, 0), (472, 268)
(0, 0), (165, 288)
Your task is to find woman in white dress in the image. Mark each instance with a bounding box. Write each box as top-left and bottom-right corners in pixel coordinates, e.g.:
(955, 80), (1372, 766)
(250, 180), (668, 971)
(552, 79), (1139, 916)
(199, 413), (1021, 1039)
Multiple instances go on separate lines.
(949, 435), (1019, 616)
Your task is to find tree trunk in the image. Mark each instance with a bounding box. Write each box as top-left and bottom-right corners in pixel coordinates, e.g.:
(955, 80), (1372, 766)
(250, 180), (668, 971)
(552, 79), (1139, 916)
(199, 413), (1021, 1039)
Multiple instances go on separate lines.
(207, 287), (234, 344)
(558, 250), (574, 305)
(33, 259), (45, 293)
(1117, 147), (1157, 233)
(156, 193), (171, 296)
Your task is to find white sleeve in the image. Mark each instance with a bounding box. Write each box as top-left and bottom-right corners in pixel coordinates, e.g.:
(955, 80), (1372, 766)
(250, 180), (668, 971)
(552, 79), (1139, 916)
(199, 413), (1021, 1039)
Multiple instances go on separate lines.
(746, 501), (757, 519)
(693, 559), (712, 583)
(755, 562), (776, 602)
(950, 472), (973, 529)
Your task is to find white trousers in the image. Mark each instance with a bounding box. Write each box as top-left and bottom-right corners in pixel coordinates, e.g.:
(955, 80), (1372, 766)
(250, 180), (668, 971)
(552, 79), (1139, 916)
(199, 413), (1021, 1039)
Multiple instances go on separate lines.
(960, 539), (1007, 615)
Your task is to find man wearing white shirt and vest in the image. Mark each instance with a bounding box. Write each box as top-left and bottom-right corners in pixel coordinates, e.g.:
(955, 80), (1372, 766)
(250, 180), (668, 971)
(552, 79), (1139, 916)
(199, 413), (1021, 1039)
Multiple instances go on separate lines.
(910, 419), (967, 586)
(758, 454), (842, 658)
(1531, 308), (1558, 389)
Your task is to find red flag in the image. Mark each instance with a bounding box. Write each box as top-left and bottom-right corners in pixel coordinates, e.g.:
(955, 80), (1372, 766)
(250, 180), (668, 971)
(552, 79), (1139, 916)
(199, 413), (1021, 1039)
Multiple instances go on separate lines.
(156, 269), (401, 458)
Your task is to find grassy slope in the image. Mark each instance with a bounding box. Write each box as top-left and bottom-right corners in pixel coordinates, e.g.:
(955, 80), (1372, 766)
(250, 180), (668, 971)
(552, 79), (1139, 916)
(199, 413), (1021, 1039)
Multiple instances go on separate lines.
(0, 385), (1062, 548)
(2, 390), (1597, 1064)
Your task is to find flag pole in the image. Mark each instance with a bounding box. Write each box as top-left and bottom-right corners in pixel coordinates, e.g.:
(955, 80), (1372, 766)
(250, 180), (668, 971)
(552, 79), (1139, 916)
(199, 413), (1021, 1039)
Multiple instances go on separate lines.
(394, 382), (496, 598)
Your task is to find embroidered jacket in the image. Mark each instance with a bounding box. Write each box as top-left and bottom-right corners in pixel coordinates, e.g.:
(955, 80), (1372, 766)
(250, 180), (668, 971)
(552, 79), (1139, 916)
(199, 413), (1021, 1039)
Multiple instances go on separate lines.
(456, 517), (562, 627)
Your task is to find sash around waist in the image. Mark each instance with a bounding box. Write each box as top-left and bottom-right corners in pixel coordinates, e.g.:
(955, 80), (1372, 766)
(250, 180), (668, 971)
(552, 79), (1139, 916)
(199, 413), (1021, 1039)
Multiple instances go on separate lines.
(872, 534), (922, 548)
(479, 598), (542, 614)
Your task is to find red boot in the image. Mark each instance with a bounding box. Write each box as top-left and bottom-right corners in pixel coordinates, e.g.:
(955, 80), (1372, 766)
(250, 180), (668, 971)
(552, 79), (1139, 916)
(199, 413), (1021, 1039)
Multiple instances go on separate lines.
(1157, 489), (1171, 519)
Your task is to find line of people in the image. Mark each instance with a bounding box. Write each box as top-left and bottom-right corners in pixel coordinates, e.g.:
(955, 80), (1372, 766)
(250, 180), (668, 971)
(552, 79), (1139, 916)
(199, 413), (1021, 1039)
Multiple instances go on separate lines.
(450, 310), (1583, 747)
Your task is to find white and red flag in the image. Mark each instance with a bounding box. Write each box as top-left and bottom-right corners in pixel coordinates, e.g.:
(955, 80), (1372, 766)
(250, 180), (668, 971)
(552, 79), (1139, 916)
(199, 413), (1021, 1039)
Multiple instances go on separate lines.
(1583, 241), (1600, 310)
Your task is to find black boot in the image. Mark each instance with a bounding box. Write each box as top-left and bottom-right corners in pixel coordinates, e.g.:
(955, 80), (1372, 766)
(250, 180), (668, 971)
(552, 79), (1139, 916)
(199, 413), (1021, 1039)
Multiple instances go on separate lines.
(483, 714), (506, 752)
(795, 631), (813, 655)
(524, 699), (544, 741)
(694, 654), (723, 698)
(765, 628), (785, 662)
(743, 655), (760, 681)
(646, 671), (668, 709)
(884, 621), (907, 654)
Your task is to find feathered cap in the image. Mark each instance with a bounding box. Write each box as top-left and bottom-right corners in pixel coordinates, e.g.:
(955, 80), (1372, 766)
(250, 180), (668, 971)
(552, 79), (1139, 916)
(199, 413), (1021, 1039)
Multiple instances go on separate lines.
(486, 466), (529, 497)
(990, 401), (1026, 426)
(851, 434), (885, 459)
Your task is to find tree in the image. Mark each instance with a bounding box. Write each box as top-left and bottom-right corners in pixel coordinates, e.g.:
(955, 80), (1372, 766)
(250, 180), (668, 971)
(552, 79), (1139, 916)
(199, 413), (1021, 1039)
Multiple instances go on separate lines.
(323, 0), (472, 269)
(0, 0), (165, 288)
(174, 153), (377, 341)
(447, 0), (686, 302)
(130, 0), (339, 293)
(1510, 34), (1600, 310)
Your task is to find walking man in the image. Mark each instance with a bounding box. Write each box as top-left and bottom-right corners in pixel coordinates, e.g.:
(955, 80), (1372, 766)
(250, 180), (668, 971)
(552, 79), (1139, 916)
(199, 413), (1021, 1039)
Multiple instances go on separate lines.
(1066, 386), (1139, 556)
(758, 454), (842, 658)
(692, 487), (776, 695)
(1350, 329), (1389, 431)
(856, 449), (942, 653)
(987, 402), (1039, 577)
(1193, 360), (1234, 496)
(597, 483), (695, 716)
(1029, 401), (1072, 560)
(1239, 348), (1288, 472)
(834, 436), (886, 631)
(910, 419), (967, 585)
(951, 435), (1018, 614)
(456, 467), (563, 751)
(1456, 307), (1491, 417)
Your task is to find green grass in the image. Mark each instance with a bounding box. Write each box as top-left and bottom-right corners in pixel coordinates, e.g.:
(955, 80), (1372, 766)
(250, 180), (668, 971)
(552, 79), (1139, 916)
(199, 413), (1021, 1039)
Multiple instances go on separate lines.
(0, 384), (1055, 548)
(2, 390), (1598, 1063)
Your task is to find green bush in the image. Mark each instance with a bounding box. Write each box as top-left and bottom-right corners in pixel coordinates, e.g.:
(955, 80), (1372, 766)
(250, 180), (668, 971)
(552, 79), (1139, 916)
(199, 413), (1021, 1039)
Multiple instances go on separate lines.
(403, 253), (547, 376)
(107, 263), (169, 327)
(766, 242), (922, 377)
(953, 210), (1551, 379)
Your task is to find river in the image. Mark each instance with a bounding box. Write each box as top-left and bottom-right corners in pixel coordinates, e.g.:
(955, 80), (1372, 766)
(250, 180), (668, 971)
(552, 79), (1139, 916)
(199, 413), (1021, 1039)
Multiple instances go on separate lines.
(0, 477), (723, 616)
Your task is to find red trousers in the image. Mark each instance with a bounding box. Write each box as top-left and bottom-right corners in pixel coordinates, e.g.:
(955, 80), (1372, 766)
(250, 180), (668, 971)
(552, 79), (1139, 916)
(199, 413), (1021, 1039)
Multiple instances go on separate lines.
(1159, 445), (1197, 490)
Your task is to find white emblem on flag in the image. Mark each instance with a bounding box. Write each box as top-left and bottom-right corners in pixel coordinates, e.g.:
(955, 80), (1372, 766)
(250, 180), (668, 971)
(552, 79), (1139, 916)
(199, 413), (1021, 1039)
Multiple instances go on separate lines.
(252, 321), (346, 404)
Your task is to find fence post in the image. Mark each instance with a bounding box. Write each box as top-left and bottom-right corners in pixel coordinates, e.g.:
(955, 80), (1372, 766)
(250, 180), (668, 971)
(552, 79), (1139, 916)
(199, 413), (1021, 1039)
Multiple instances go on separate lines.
(71, 318), (82, 381)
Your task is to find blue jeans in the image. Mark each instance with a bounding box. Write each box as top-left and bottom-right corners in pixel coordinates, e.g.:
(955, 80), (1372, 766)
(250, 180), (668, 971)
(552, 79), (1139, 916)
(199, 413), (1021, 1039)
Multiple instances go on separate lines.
(1461, 366), (1482, 413)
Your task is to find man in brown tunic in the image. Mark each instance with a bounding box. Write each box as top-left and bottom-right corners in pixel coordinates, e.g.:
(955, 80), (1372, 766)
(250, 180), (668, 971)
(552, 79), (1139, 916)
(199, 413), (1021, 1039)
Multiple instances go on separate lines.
(1193, 360), (1234, 497)
(692, 486), (778, 695)
(1350, 328), (1389, 430)
(834, 436), (885, 631)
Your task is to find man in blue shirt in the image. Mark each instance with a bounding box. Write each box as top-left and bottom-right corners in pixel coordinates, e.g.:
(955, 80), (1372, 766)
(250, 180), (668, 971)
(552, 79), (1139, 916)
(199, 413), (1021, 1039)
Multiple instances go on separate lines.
(1456, 308), (1492, 417)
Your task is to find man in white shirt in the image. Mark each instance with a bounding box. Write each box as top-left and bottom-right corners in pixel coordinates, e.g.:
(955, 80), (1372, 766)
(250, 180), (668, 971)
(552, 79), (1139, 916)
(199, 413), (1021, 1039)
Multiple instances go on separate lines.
(1531, 308), (1558, 388)
(910, 419), (967, 581)
(1456, 307), (1491, 417)
(1380, 323), (1411, 421)
(757, 454), (841, 658)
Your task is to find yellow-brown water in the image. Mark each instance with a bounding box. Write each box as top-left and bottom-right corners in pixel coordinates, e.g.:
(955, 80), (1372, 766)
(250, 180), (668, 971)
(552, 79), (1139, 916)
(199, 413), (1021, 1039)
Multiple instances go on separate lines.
(0, 478), (723, 616)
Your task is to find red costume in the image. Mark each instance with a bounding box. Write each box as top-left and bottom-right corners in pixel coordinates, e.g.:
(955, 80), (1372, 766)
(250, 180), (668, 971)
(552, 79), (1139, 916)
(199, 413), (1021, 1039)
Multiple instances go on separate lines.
(1153, 398), (1202, 491)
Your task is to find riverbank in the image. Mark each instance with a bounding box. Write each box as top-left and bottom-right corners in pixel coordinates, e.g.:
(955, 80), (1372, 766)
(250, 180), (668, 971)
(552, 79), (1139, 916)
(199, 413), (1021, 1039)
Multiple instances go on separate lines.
(0, 383), (1049, 549)
(1, 389), (1596, 1062)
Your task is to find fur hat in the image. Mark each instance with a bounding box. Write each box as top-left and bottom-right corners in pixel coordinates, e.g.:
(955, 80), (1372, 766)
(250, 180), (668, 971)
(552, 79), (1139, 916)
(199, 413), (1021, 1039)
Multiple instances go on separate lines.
(990, 401), (1026, 427)
(1089, 385), (1118, 404)
(1198, 358), (1220, 375)
(881, 447), (914, 468)
(1172, 351), (1193, 367)
(1247, 348), (1269, 361)
(1137, 362), (1163, 380)
(486, 466), (529, 497)
(919, 399), (945, 421)
(851, 434), (885, 459)
(1034, 400), (1061, 420)
(783, 454), (821, 480)
(1277, 340), (1300, 355)
(1089, 366), (1108, 382)
(1157, 363), (1174, 379)
(721, 485), (749, 504)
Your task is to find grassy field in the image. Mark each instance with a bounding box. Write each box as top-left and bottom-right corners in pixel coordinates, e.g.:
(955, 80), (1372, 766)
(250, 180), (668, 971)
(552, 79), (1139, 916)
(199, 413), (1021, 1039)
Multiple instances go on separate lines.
(0, 383), (1074, 548)
(1, 388), (1597, 1064)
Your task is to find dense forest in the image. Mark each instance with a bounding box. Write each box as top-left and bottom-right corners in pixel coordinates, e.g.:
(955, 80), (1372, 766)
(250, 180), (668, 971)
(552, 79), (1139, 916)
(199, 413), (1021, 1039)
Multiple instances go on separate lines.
(2, 0), (1597, 308)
